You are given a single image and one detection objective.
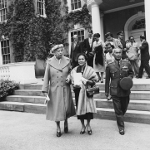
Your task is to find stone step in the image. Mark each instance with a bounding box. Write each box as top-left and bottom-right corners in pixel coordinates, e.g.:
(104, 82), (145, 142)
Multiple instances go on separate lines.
(6, 95), (45, 104)
(14, 90), (43, 96)
(0, 101), (150, 124)
(6, 94), (150, 111)
(14, 90), (150, 100)
(95, 108), (150, 124)
(95, 99), (150, 111)
(20, 84), (43, 90)
(94, 91), (150, 100)
(0, 101), (46, 114)
(19, 82), (150, 91)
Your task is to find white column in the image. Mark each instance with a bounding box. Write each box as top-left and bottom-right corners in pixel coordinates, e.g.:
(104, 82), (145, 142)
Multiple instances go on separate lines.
(0, 41), (2, 65)
(91, 3), (101, 34)
(100, 13), (104, 41)
(145, 0), (150, 53)
(86, 0), (103, 40)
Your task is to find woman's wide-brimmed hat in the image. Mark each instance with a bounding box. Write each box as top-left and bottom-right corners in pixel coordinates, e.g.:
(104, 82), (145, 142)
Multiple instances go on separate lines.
(51, 44), (64, 53)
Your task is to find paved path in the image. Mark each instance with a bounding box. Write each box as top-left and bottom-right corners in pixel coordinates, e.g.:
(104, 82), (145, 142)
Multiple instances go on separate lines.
(0, 111), (150, 150)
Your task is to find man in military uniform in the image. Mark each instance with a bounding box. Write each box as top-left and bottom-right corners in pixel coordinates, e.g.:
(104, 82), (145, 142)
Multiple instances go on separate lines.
(105, 48), (134, 135)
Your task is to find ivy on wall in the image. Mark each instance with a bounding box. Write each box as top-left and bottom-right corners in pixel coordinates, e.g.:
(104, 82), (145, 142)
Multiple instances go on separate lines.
(0, 0), (69, 61)
(0, 1), (91, 62)
(65, 4), (91, 29)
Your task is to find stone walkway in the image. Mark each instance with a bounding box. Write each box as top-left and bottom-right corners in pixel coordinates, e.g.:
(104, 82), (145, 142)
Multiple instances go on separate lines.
(0, 111), (150, 150)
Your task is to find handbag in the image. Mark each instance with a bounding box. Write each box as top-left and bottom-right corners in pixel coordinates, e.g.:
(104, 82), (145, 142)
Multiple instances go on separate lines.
(86, 85), (100, 97)
(87, 51), (94, 59)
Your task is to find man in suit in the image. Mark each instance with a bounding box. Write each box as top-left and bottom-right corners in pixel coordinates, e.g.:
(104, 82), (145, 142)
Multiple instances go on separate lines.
(117, 31), (128, 60)
(137, 35), (150, 79)
(70, 34), (82, 68)
(83, 29), (94, 67)
(105, 48), (134, 135)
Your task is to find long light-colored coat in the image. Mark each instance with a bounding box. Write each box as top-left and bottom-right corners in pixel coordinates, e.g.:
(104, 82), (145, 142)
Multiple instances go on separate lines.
(42, 56), (75, 121)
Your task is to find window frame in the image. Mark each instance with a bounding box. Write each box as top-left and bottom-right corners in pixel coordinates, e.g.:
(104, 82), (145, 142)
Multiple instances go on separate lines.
(1, 39), (11, 64)
(36, 0), (46, 18)
(71, 0), (82, 11)
(0, 0), (7, 23)
(70, 28), (85, 43)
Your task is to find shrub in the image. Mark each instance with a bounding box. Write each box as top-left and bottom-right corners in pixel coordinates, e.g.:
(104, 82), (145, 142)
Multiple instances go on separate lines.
(0, 80), (19, 101)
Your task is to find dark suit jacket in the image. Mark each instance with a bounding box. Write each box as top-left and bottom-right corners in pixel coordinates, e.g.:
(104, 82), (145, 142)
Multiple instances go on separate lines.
(70, 41), (82, 68)
(140, 41), (150, 61)
(83, 38), (93, 54)
(105, 59), (134, 97)
(119, 38), (128, 59)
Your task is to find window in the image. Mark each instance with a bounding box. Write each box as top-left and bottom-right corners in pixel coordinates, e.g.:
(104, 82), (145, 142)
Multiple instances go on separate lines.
(1, 40), (11, 64)
(71, 0), (81, 10)
(71, 29), (84, 43)
(0, 0), (7, 22)
(132, 19), (145, 30)
(37, 0), (45, 16)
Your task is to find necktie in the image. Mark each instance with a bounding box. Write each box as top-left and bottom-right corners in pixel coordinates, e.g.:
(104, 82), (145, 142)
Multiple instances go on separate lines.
(118, 61), (120, 67)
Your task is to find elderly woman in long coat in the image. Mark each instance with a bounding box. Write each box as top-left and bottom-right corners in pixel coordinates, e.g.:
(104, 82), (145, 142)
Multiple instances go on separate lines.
(42, 44), (75, 137)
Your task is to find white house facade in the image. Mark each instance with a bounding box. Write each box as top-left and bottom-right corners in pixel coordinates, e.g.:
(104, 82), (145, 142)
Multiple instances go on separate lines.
(0, 0), (149, 83)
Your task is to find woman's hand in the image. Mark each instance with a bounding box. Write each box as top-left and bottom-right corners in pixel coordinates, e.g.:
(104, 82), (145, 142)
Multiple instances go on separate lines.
(81, 77), (88, 85)
(66, 78), (70, 84)
(43, 92), (49, 104)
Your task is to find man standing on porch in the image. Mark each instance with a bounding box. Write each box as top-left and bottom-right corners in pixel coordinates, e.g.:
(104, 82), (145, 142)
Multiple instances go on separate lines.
(117, 31), (128, 60)
(137, 35), (150, 79)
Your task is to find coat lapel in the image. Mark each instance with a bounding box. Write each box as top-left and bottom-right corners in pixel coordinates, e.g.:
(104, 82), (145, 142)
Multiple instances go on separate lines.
(49, 56), (70, 71)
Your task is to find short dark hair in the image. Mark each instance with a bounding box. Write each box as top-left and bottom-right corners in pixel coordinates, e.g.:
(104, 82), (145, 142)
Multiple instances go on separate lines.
(93, 33), (100, 38)
(117, 31), (124, 36)
(129, 36), (134, 40)
(105, 42), (114, 49)
(77, 53), (88, 61)
(105, 32), (113, 38)
(88, 29), (93, 34)
(140, 35), (146, 40)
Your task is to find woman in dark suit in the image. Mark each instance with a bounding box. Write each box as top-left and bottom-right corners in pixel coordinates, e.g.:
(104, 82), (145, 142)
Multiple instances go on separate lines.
(71, 53), (98, 135)
(42, 44), (75, 137)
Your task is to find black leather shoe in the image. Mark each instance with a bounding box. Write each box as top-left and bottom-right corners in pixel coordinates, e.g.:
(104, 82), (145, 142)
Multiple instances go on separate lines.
(56, 131), (62, 137)
(119, 129), (125, 135)
(136, 75), (142, 78)
(80, 130), (85, 134)
(88, 130), (92, 135)
(64, 126), (68, 133)
(80, 127), (86, 134)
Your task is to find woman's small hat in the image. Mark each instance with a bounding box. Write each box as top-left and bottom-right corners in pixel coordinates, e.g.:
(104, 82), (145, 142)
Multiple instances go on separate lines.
(51, 44), (64, 53)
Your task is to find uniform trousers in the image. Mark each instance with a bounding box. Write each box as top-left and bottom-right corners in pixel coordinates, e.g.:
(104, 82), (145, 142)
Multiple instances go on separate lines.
(112, 96), (130, 130)
(138, 60), (150, 77)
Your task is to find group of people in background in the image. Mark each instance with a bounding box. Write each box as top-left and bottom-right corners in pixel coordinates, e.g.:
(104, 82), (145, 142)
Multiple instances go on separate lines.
(42, 29), (150, 138)
(70, 29), (150, 80)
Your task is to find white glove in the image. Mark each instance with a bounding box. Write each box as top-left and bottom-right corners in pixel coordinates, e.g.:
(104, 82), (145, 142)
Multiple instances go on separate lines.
(44, 95), (50, 105)
(81, 77), (88, 85)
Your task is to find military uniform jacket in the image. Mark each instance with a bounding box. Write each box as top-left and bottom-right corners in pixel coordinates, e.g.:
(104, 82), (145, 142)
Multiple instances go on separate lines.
(105, 59), (134, 97)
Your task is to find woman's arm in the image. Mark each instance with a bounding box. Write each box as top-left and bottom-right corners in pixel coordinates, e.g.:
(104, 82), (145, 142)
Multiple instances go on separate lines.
(42, 62), (50, 93)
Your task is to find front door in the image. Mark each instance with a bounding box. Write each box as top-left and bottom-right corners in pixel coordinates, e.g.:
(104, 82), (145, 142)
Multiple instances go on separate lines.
(130, 29), (145, 46)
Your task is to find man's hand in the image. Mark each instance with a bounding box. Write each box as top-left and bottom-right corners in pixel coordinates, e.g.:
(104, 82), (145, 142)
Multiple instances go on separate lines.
(105, 93), (111, 101)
